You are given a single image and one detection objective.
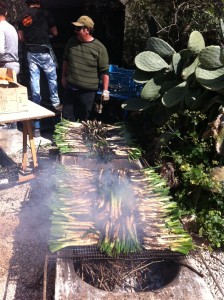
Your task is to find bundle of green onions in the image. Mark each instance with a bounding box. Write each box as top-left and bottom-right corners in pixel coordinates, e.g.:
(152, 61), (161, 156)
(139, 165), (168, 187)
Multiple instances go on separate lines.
(53, 119), (143, 161)
(95, 169), (141, 256)
(53, 119), (89, 154)
(49, 165), (99, 252)
(50, 121), (194, 256)
(131, 167), (194, 255)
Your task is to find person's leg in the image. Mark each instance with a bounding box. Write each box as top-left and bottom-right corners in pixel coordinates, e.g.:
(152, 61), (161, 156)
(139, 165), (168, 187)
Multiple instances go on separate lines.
(41, 53), (60, 108)
(27, 52), (41, 105)
(27, 52), (41, 131)
(62, 88), (76, 121)
(76, 91), (96, 121)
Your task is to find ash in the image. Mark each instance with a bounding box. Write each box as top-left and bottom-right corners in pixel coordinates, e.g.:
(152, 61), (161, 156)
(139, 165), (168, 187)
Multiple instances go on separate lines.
(73, 259), (180, 293)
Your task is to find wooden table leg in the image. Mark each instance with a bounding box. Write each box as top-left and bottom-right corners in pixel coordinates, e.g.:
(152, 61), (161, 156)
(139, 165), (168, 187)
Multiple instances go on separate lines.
(26, 120), (38, 169)
(21, 120), (38, 171)
(22, 121), (28, 171)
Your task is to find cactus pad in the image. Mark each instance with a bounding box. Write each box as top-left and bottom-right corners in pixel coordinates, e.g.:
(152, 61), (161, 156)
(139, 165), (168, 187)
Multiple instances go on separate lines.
(133, 68), (156, 83)
(121, 98), (151, 111)
(199, 46), (224, 69)
(182, 57), (199, 80)
(135, 51), (169, 72)
(195, 65), (224, 91)
(141, 76), (163, 100)
(146, 37), (176, 58)
(188, 31), (205, 54)
(172, 53), (182, 76)
(162, 81), (188, 107)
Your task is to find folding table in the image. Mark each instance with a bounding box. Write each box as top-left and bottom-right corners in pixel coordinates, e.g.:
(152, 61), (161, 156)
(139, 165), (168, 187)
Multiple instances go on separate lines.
(0, 100), (55, 182)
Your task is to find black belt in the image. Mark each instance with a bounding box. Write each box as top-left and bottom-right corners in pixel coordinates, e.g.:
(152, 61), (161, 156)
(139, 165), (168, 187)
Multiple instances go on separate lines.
(27, 45), (49, 53)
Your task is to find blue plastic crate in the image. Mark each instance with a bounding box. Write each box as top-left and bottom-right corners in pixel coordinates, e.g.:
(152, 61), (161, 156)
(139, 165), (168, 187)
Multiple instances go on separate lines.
(98, 65), (143, 100)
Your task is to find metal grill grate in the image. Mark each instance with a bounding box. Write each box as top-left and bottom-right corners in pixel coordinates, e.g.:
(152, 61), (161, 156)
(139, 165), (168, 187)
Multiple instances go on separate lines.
(48, 246), (188, 262)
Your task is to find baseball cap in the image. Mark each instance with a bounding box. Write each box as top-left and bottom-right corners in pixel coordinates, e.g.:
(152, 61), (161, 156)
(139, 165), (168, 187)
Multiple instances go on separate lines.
(72, 16), (94, 28)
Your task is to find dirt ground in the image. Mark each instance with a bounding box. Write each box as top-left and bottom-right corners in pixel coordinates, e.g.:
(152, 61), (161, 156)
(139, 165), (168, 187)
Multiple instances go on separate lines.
(0, 128), (57, 300)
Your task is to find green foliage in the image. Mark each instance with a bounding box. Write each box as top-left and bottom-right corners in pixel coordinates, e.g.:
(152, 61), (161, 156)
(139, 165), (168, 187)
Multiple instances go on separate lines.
(198, 210), (224, 248)
(156, 110), (224, 248)
(123, 0), (224, 66)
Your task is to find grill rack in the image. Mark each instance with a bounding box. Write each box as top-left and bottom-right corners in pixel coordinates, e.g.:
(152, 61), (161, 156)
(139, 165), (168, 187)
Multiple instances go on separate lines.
(47, 246), (190, 262)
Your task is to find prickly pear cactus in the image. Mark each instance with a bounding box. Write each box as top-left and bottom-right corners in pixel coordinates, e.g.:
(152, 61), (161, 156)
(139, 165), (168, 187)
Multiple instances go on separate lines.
(184, 88), (203, 108)
(121, 98), (151, 111)
(199, 46), (224, 69)
(172, 53), (182, 76)
(195, 65), (224, 91)
(133, 68), (156, 83)
(135, 51), (169, 72)
(188, 31), (205, 54)
(162, 81), (188, 108)
(182, 57), (200, 81)
(147, 37), (176, 58)
(122, 30), (224, 118)
(141, 77), (162, 100)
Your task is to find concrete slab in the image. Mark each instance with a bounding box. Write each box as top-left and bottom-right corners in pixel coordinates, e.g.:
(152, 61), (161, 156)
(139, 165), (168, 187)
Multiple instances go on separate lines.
(0, 128), (53, 157)
(55, 258), (214, 300)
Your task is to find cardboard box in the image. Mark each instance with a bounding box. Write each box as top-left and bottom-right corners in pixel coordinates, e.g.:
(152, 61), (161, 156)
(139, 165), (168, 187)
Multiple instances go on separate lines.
(0, 82), (28, 114)
(0, 68), (28, 114)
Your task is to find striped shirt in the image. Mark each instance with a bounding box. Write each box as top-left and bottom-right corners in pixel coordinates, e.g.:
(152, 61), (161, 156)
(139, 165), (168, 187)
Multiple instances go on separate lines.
(63, 37), (109, 91)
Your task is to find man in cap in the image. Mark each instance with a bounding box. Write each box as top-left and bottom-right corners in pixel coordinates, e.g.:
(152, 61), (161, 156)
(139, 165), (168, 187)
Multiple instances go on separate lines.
(61, 15), (110, 121)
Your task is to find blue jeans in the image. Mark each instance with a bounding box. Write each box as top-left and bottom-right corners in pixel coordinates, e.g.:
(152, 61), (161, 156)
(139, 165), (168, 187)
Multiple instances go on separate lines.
(27, 52), (60, 107)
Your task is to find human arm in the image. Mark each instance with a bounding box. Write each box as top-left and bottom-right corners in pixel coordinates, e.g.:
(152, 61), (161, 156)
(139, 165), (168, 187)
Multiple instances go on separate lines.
(98, 43), (110, 100)
(61, 60), (68, 88)
(49, 26), (58, 37)
(101, 73), (110, 101)
(18, 30), (25, 42)
(0, 31), (5, 54)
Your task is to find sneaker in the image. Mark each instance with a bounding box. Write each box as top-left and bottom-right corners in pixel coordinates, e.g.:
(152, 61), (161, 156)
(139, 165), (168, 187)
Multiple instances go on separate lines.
(33, 129), (41, 138)
(54, 104), (63, 112)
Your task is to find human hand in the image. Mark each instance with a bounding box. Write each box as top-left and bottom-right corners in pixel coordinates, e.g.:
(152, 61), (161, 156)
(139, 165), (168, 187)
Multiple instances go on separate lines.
(101, 90), (110, 101)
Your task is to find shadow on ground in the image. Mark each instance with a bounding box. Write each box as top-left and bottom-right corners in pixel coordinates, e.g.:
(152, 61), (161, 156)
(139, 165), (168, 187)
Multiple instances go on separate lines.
(1, 146), (58, 300)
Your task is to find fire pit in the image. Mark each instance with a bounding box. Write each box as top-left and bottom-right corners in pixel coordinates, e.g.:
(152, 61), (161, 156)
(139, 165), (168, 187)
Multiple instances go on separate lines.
(73, 259), (180, 292)
(54, 255), (213, 300)
(50, 120), (212, 299)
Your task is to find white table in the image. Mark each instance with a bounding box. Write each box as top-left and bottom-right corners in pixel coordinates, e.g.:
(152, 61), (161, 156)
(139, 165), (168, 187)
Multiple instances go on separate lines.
(0, 100), (55, 181)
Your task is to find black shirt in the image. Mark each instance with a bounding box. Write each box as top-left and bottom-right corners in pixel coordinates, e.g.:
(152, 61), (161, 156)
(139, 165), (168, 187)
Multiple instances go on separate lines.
(18, 7), (56, 53)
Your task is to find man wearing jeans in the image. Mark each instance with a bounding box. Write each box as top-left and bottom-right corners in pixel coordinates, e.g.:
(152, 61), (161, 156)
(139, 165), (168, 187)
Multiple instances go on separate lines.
(18, 0), (61, 136)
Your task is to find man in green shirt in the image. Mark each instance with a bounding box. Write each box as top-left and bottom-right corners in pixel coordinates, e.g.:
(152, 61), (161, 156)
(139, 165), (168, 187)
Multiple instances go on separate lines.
(61, 15), (110, 121)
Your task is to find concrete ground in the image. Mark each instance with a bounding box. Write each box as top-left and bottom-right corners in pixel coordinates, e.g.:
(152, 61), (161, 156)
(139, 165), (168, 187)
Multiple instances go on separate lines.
(0, 127), (56, 300)
(0, 127), (53, 156)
